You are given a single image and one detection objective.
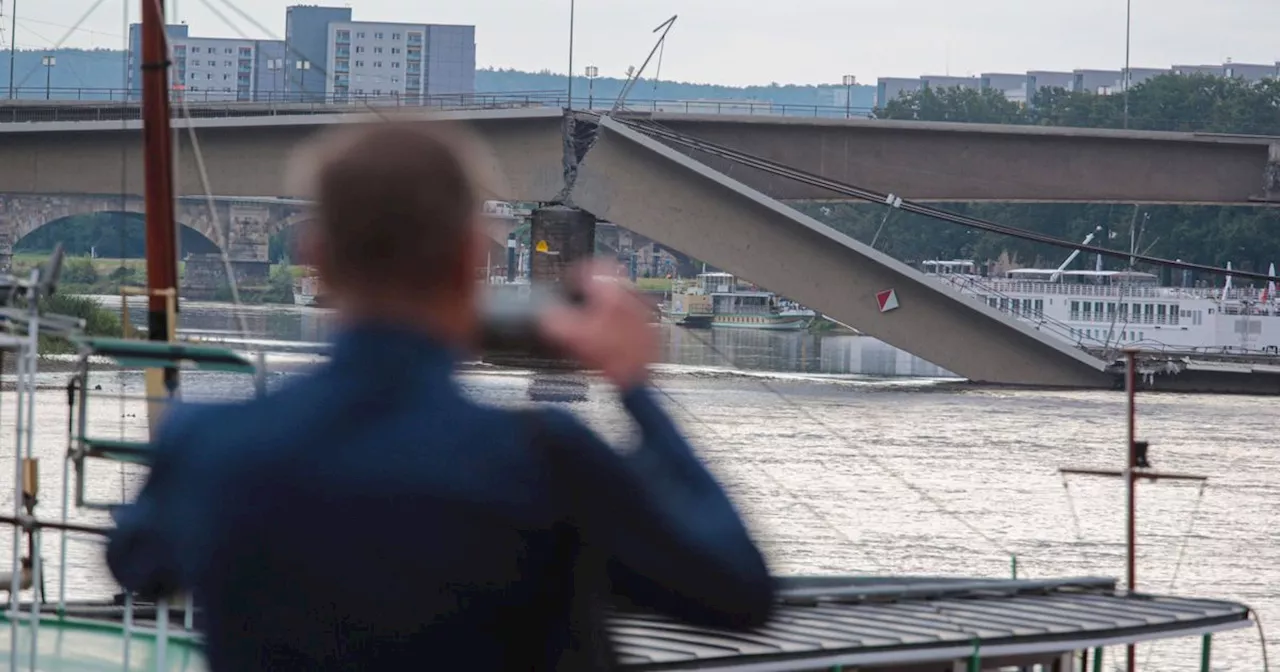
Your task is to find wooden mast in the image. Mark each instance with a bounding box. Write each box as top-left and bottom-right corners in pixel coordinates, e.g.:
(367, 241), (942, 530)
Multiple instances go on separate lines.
(140, 0), (180, 413)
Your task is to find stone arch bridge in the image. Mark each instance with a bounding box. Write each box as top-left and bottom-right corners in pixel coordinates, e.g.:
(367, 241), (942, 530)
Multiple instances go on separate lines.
(0, 192), (311, 290)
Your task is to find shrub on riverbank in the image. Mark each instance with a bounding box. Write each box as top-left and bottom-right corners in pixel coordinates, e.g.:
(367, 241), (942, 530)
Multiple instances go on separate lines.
(36, 294), (123, 355)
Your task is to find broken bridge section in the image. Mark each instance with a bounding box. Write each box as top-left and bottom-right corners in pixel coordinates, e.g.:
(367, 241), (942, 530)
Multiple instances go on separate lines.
(569, 115), (1112, 388)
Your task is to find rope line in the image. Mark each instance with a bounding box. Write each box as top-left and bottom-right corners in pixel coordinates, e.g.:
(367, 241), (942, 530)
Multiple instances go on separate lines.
(658, 325), (1019, 565)
(650, 384), (890, 574)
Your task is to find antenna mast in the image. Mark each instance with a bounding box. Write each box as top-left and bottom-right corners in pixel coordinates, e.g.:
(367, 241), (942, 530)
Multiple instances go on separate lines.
(140, 0), (181, 404)
(610, 15), (677, 114)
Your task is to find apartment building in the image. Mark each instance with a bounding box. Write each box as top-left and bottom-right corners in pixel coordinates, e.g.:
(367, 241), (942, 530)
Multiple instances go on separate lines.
(877, 58), (1268, 108)
(130, 5), (476, 103)
(127, 24), (281, 101)
(327, 21), (474, 102)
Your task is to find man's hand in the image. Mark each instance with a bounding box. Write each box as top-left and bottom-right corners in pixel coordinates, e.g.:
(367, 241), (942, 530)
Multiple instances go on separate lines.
(540, 262), (658, 390)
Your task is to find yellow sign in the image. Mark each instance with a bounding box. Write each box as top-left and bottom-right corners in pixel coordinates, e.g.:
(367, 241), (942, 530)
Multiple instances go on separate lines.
(535, 240), (549, 253)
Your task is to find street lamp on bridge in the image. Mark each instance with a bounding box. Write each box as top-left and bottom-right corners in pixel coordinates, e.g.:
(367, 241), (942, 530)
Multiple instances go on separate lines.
(295, 59), (312, 102)
(585, 65), (598, 109)
(41, 55), (56, 100)
(842, 74), (856, 118)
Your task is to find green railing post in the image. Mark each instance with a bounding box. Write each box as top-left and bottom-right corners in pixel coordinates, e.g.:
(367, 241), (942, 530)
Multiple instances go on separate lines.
(968, 638), (981, 672)
(1092, 647), (1104, 672)
(1200, 633), (1212, 672)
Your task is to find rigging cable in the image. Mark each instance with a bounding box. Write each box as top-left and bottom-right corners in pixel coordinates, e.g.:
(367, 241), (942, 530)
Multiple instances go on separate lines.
(10, 0), (109, 90)
(609, 116), (1280, 284)
(651, 322), (1022, 572)
(649, 383), (890, 574)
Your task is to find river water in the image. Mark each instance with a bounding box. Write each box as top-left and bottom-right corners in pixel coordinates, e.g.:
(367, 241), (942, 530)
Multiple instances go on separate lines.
(0, 298), (1274, 671)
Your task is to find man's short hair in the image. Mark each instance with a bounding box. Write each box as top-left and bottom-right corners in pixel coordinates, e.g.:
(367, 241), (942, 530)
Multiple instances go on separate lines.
(290, 118), (480, 292)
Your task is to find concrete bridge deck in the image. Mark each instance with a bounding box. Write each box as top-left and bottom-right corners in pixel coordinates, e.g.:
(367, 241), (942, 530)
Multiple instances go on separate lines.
(0, 108), (1276, 205)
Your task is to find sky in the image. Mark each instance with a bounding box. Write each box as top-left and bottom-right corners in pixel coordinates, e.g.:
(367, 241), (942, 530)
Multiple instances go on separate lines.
(5, 0), (1279, 87)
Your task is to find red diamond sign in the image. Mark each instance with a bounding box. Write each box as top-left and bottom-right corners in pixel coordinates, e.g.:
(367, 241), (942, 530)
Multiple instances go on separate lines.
(876, 289), (899, 313)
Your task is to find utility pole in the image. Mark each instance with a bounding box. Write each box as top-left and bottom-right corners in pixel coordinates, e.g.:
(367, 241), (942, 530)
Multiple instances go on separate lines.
(1123, 0), (1131, 129)
(566, 0), (575, 110)
(7, 0), (18, 100)
(1060, 349), (1208, 672)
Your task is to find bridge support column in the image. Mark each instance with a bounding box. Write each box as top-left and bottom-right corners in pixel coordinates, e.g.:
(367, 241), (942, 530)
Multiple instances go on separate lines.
(530, 205), (596, 284)
(0, 219), (11, 274)
(1266, 143), (1280, 202)
(180, 256), (271, 299)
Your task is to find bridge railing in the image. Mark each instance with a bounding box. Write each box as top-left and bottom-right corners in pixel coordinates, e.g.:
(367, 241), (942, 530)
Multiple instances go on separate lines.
(0, 87), (878, 123)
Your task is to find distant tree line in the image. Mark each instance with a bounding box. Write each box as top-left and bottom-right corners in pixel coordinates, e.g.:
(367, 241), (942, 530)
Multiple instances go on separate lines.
(795, 74), (1280, 282)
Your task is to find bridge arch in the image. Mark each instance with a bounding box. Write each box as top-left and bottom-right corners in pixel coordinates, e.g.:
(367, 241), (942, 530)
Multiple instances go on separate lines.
(0, 193), (229, 251)
(14, 211), (221, 258)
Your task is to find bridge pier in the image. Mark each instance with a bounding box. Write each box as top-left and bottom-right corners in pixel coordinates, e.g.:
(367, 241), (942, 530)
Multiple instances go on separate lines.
(180, 255), (272, 299)
(1266, 143), (1280, 202)
(530, 205), (597, 283)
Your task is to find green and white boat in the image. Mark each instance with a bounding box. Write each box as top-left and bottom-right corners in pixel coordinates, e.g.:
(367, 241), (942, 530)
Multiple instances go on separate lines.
(660, 272), (816, 330)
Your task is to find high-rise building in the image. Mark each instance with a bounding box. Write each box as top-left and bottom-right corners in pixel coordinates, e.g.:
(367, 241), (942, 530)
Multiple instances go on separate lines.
(285, 5), (475, 103)
(128, 5), (476, 104)
(326, 22), (475, 102)
(127, 23), (283, 102)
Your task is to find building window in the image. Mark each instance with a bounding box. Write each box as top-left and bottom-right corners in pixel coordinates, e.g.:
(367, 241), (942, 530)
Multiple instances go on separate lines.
(375, 32), (384, 39)
(224, 60), (232, 67)
(224, 47), (232, 54)
(374, 61), (382, 68)
(391, 47), (400, 54)
(355, 60), (363, 67)
(192, 59), (200, 66)
(357, 32), (365, 38)
(392, 62), (400, 68)
(355, 46), (365, 53)
(224, 74), (230, 80)
(373, 89), (382, 96)
(391, 76), (400, 83)
(392, 32), (401, 40)
(207, 73), (213, 79)
(374, 47), (383, 54)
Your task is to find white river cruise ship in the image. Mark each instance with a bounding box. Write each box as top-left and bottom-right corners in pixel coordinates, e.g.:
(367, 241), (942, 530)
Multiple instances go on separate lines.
(922, 259), (1280, 356)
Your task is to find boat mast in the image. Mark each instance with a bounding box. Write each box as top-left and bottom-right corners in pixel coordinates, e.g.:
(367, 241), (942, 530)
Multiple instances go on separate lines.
(140, 0), (180, 390)
(1060, 349), (1208, 672)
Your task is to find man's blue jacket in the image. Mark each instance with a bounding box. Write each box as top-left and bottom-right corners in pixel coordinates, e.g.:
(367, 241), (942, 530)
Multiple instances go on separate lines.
(107, 323), (774, 670)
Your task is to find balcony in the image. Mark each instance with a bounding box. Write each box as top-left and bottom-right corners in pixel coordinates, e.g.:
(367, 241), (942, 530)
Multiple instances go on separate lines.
(407, 33), (423, 44)
(335, 60), (349, 73)
(406, 64), (421, 75)
(335, 47), (350, 58)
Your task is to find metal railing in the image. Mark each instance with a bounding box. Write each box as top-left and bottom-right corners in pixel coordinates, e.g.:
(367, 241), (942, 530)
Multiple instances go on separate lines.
(0, 87), (877, 124)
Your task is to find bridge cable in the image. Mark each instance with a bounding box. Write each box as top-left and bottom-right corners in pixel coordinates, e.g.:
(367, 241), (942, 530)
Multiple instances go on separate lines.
(10, 0), (110, 90)
(648, 321), (1022, 571)
(648, 382), (891, 574)
(609, 116), (1280, 284)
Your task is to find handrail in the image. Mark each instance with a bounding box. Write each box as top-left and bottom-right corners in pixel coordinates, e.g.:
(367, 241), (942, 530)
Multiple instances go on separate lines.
(0, 87), (878, 123)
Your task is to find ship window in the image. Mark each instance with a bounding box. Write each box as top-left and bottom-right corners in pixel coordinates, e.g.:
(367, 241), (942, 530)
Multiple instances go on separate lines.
(1122, 331), (1127, 340)
(1035, 299), (1044, 316)
(1094, 302), (1103, 316)
(999, 298), (1008, 310)
(1119, 304), (1128, 318)
(1011, 299), (1020, 314)
(1082, 302), (1091, 315)
(1107, 302), (1116, 316)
